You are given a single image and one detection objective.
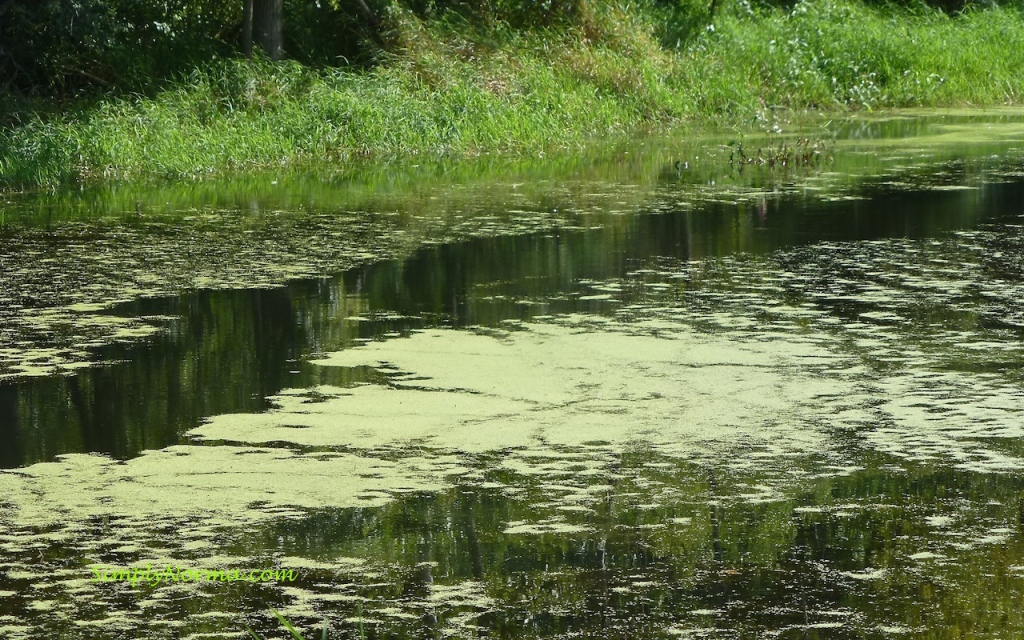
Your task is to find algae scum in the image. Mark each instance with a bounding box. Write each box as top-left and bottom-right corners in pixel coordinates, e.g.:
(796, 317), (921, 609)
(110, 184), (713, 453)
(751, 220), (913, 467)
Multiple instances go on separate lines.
(3, 112), (1024, 638)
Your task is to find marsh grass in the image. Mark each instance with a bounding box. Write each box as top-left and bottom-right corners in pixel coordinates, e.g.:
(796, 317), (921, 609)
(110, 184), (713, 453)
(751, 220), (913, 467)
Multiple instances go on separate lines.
(2, 0), (1024, 190)
(727, 134), (835, 168)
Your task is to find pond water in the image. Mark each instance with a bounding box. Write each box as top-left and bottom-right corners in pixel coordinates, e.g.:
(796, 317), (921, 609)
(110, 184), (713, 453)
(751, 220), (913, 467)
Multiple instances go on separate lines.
(2, 110), (1024, 639)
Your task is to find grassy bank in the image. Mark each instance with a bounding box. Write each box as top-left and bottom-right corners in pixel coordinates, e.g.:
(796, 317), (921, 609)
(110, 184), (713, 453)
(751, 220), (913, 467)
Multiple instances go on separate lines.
(2, 0), (1024, 190)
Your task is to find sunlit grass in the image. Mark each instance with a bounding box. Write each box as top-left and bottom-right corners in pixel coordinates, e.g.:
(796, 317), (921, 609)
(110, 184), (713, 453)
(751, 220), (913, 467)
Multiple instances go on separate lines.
(2, 0), (1023, 190)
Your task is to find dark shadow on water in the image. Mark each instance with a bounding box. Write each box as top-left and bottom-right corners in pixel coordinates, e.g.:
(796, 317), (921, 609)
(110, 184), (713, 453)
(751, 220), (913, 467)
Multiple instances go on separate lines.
(3, 173), (1024, 468)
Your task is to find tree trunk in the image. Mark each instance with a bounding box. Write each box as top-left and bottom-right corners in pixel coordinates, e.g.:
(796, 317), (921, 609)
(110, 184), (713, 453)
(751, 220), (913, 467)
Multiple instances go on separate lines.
(251, 0), (283, 60)
(242, 0), (253, 58)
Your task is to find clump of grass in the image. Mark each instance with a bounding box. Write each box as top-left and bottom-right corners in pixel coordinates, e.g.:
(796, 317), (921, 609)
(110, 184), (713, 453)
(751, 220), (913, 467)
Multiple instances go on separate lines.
(2, 0), (1024, 191)
(728, 134), (835, 168)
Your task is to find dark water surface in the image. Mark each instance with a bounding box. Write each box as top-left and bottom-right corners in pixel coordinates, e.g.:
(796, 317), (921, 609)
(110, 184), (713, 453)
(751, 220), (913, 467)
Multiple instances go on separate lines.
(2, 111), (1024, 638)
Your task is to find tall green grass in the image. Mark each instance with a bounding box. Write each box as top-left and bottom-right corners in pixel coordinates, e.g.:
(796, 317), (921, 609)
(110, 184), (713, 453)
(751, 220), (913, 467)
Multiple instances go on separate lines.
(2, 0), (1023, 190)
(697, 0), (1024, 112)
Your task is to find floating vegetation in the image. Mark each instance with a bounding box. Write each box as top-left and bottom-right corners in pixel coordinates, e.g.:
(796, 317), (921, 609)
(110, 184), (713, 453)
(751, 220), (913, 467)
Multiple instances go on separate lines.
(3, 114), (1024, 639)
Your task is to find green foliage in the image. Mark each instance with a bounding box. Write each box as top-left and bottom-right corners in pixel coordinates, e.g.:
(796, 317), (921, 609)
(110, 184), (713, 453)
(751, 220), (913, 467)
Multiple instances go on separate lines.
(284, 1), (376, 67)
(0, 0), (239, 96)
(0, 0), (387, 96)
(3, 0), (1023, 100)
(649, 0), (717, 50)
(399, 0), (592, 28)
(2, 0), (1024, 190)
(699, 0), (1024, 112)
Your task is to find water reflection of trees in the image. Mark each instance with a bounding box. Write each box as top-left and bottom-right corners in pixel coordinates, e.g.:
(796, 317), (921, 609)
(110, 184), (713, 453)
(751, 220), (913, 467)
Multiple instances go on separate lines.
(240, 453), (1024, 638)
(6, 170), (1023, 467)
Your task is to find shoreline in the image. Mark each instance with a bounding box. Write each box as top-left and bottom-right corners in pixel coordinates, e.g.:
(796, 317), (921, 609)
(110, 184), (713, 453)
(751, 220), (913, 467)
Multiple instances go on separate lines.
(2, 0), (1023, 192)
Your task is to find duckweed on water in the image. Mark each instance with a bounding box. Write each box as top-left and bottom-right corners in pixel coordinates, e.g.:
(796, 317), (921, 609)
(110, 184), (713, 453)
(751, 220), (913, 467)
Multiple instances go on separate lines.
(3, 114), (1024, 381)
(4, 114), (1024, 638)
(3, 285), (1024, 636)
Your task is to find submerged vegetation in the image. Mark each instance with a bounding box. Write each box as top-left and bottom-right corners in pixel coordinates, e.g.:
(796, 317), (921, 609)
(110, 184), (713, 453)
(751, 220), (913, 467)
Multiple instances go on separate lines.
(2, 0), (1024, 189)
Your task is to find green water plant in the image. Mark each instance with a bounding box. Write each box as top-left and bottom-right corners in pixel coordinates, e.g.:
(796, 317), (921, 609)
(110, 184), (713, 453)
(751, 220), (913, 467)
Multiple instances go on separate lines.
(728, 135), (835, 168)
(243, 608), (329, 640)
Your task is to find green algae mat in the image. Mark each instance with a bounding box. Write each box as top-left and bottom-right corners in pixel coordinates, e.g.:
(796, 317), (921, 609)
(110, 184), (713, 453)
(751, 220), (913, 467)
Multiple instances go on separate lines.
(2, 110), (1024, 638)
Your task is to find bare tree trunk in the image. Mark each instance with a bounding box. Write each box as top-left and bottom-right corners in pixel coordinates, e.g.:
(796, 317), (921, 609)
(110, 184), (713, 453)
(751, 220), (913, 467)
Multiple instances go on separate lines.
(252, 0), (283, 60)
(242, 0), (254, 58)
